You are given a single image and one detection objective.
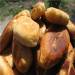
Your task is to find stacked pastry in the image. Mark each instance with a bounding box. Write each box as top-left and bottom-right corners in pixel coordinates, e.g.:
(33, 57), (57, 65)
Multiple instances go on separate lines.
(0, 2), (75, 75)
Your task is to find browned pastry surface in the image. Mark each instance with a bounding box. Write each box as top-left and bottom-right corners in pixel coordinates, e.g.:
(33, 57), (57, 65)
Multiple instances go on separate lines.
(12, 40), (32, 73)
(37, 29), (70, 69)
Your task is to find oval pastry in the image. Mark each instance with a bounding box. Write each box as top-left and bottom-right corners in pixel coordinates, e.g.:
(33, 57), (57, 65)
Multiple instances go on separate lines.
(13, 16), (40, 47)
(45, 7), (69, 25)
(37, 29), (70, 69)
(0, 9), (31, 52)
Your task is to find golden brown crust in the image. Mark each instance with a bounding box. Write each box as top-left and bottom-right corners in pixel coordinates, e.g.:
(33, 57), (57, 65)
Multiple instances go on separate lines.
(45, 7), (69, 25)
(4, 54), (13, 68)
(13, 16), (40, 47)
(31, 2), (46, 20)
(0, 10), (31, 52)
(0, 56), (14, 75)
(12, 40), (32, 73)
(0, 21), (13, 52)
(37, 29), (70, 69)
(1, 2), (75, 74)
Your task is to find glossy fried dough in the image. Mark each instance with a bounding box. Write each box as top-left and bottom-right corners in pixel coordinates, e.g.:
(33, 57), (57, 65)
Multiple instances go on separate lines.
(13, 16), (40, 47)
(1, 1), (75, 75)
(31, 2), (46, 20)
(12, 40), (32, 73)
(45, 7), (69, 25)
(37, 29), (70, 69)
(0, 56), (14, 75)
(0, 21), (13, 52)
(4, 54), (13, 68)
(0, 10), (31, 52)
